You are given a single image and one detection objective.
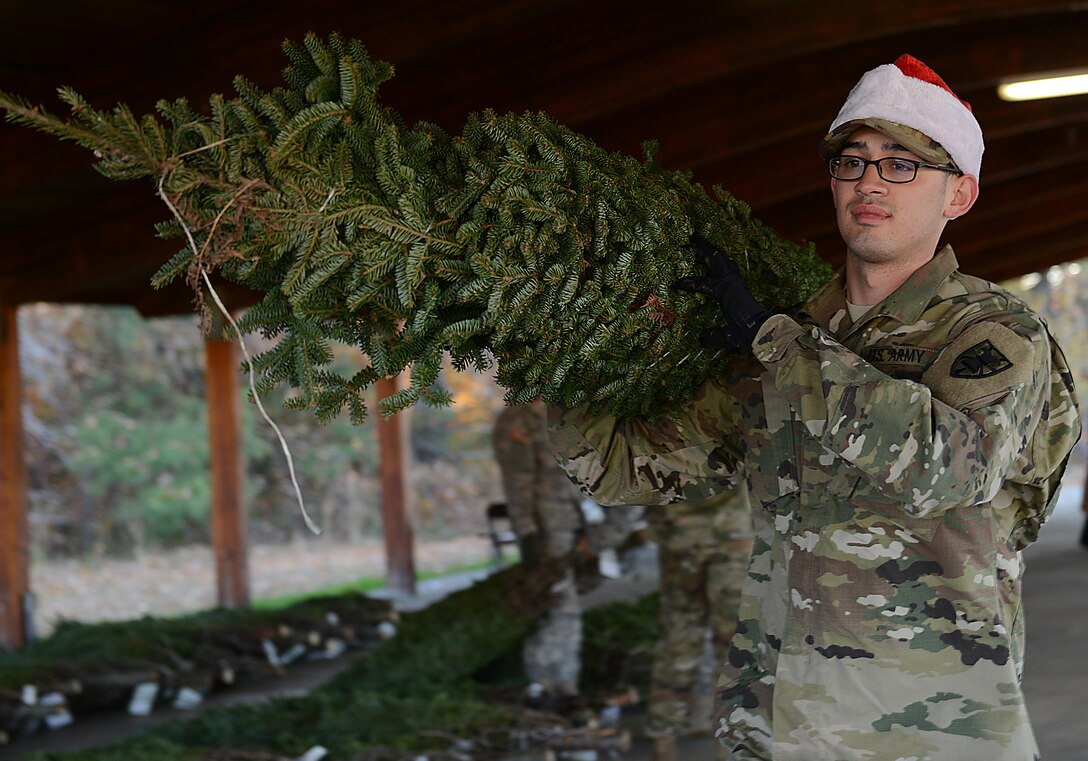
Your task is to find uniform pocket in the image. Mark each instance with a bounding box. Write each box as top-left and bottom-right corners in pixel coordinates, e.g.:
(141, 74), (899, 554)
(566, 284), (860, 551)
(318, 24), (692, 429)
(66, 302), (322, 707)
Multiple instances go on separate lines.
(848, 479), (943, 542)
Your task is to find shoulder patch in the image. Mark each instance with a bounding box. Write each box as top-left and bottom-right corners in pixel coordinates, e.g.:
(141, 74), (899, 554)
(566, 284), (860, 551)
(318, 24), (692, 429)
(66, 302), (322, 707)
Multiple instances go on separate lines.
(949, 339), (1012, 379)
(922, 321), (1036, 412)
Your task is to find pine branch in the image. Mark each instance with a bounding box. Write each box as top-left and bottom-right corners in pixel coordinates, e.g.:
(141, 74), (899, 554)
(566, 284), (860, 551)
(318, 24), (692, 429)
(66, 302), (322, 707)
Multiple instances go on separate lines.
(0, 33), (832, 421)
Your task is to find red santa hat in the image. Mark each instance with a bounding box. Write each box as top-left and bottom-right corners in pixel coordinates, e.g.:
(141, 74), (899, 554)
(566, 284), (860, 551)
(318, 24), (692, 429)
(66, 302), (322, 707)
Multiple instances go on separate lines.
(819, 54), (984, 177)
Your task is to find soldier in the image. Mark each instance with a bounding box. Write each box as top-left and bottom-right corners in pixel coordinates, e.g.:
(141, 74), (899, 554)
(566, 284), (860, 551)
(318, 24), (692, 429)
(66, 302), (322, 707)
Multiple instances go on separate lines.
(493, 399), (640, 697)
(644, 487), (753, 761)
(547, 54), (1081, 760)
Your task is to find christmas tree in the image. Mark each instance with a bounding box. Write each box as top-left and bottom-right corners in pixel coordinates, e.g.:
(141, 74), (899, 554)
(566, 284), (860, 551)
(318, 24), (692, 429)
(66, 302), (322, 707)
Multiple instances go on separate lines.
(0, 33), (831, 422)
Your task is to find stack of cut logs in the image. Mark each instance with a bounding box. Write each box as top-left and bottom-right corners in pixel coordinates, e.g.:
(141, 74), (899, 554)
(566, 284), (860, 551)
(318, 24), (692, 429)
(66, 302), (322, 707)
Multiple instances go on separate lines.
(0, 596), (399, 747)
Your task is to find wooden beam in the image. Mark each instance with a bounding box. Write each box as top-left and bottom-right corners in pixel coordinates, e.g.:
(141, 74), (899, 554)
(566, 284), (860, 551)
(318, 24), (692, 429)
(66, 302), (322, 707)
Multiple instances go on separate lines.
(0, 186), (173, 303)
(4, 3), (1088, 316)
(0, 303), (30, 647)
(204, 321), (250, 609)
(375, 375), (416, 596)
(7, 1), (1086, 203)
(384, 0), (1088, 130)
(0, 180), (261, 315)
(962, 224), (1088, 285)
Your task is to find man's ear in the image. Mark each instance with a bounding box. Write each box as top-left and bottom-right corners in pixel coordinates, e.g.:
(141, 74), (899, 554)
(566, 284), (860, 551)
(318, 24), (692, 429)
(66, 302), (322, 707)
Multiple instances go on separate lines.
(945, 173), (979, 220)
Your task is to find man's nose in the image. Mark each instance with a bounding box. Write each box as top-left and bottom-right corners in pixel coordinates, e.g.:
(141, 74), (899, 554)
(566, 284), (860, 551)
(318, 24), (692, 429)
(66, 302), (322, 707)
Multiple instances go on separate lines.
(855, 162), (887, 194)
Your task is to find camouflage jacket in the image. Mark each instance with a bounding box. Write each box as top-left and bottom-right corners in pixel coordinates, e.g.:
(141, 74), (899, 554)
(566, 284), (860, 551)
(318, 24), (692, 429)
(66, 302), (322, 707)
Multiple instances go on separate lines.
(548, 246), (1080, 761)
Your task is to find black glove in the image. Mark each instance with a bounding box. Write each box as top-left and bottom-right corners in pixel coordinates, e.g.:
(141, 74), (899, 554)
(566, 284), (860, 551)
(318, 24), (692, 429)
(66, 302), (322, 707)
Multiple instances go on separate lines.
(675, 235), (774, 352)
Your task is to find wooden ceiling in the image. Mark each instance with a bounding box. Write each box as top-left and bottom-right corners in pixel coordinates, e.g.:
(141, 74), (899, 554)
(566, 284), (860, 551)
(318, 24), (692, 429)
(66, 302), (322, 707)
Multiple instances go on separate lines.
(3, 0), (1088, 316)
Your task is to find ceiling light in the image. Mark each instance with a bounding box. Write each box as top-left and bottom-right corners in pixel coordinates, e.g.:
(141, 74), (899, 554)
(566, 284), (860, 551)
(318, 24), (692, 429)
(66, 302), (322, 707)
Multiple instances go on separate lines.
(997, 70), (1088, 101)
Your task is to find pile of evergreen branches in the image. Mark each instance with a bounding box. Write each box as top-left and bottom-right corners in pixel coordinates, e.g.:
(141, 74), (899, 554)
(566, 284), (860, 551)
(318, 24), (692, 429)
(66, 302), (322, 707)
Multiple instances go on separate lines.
(0, 33), (831, 421)
(0, 565), (584, 759)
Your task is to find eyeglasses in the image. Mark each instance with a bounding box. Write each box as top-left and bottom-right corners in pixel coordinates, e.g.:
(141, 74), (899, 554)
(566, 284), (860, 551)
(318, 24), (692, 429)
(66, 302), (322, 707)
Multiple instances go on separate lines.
(828, 155), (964, 184)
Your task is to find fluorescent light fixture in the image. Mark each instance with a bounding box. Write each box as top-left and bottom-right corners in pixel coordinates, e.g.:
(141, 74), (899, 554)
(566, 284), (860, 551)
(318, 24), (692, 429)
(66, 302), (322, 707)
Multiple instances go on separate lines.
(997, 69), (1088, 101)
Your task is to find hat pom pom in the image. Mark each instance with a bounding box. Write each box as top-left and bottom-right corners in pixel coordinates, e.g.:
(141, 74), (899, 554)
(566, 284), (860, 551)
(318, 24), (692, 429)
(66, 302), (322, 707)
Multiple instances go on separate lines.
(893, 53), (973, 112)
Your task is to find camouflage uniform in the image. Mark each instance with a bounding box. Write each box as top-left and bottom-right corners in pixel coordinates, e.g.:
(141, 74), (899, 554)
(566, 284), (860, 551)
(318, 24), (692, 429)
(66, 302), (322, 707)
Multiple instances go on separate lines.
(645, 486), (754, 738)
(548, 246), (1081, 760)
(495, 400), (643, 695)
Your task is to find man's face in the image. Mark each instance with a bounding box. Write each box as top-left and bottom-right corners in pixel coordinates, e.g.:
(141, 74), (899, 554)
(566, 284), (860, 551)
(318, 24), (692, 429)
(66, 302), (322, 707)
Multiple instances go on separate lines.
(830, 127), (960, 267)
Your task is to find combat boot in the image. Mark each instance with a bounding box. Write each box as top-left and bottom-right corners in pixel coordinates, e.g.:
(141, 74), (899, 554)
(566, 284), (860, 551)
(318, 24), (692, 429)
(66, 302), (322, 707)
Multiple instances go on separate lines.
(652, 735), (678, 761)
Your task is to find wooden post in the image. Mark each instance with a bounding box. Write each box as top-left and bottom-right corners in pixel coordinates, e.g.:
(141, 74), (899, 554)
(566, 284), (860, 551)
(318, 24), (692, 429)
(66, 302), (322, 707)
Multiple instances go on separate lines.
(375, 375), (416, 595)
(0, 303), (30, 647)
(204, 323), (250, 608)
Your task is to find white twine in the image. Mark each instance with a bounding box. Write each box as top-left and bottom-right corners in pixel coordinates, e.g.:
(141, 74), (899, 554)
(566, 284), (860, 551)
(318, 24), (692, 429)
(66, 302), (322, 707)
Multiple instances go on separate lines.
(156, 175), (321, 535)
(318, 187), (338, 213)
(646, 348), (672, 371)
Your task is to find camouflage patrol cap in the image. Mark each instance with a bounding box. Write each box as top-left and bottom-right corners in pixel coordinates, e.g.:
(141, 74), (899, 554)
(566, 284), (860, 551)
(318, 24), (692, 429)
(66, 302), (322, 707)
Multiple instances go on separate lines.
(818, 117), (955, 168)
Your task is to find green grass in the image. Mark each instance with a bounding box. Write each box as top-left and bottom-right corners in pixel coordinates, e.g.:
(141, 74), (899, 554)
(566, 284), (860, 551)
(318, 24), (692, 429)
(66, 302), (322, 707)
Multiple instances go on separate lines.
(5, 557), (659, 761)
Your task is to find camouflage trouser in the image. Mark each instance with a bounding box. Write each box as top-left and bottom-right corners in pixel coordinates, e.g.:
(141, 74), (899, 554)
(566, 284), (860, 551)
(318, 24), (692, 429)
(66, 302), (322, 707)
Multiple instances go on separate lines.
(646, 534), (753, 736)
(523, 565), (582, 695)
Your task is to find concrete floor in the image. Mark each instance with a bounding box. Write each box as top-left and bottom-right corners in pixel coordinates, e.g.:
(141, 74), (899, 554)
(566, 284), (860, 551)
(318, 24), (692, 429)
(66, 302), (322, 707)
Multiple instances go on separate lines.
(3, 488), (1085, 761)
(1016, 481), (1088, 761)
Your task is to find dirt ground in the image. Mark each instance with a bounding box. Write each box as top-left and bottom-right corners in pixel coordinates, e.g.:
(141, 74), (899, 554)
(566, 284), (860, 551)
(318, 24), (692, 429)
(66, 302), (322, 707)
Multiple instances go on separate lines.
(28, 535), (496, 637)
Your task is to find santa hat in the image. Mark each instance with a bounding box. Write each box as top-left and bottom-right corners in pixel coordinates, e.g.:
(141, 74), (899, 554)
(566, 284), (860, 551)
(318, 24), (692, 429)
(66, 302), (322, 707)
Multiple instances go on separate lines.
(819, 54), (984, 177)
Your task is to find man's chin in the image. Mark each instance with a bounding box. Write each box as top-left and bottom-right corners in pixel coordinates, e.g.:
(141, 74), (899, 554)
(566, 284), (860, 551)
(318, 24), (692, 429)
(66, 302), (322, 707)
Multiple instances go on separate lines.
(843, 240), (899, 265)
